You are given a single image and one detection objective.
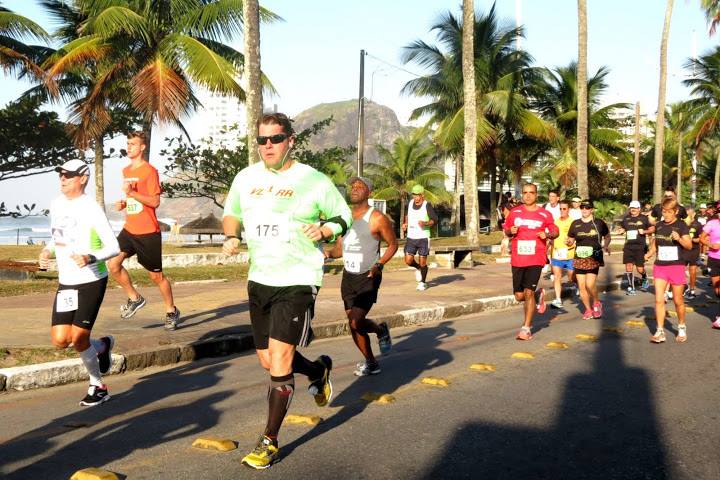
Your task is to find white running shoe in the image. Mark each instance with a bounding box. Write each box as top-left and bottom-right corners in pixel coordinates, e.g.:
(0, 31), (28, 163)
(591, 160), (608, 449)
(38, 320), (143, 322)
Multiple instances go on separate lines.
(416, 282), (428, 291)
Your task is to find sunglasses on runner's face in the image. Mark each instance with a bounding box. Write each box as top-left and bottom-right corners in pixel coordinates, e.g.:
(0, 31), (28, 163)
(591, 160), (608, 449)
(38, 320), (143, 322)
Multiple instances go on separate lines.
(59, 171), (82, 179)
(560, 207), (569, 210)
(256, 134), (289, 145)
(580, 205), (592, 210)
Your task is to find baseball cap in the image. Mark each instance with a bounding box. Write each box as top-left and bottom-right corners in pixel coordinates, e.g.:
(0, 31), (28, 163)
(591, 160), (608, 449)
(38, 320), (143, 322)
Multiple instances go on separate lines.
(571, 197), (581, 203)
(700, 203), (707, 209)
(629, 200), (641, 209)
(580, 199), (594, 208)
(348, 176), (373, 191)
(55, 159), (90, 176)
(411, 185), (425, 195)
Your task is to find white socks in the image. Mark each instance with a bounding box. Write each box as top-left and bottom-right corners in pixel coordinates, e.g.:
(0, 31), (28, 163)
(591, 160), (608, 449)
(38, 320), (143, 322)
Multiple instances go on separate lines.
(79, 345), (103, 387)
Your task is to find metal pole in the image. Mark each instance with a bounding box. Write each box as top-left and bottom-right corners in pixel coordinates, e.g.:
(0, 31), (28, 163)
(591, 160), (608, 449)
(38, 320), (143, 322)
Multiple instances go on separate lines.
(692, 152), (697, 206)
(677, 112), (682, 201)
(357, 49), (366, 177)
(632, 102), (640, 200)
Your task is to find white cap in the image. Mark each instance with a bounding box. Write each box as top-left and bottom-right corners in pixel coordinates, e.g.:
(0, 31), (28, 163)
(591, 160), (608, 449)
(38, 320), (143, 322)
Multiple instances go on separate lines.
(55, 159), (90, 176)
(700, 203), (707, 209)
(629, 200), (641, 209)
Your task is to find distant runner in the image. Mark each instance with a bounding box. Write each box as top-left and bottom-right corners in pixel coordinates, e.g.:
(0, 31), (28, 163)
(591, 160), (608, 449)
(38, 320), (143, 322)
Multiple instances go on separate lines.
(402, 185), (438, 291)
(549, 200), (575, 309)
(700, 201), (720, 329)
(617, 200), (652, 295)
(683, 207), (702, 299)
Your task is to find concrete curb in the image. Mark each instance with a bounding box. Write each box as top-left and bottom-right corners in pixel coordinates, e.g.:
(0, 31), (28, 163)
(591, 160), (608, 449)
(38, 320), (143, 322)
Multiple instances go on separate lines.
(0, 278), (626, 393)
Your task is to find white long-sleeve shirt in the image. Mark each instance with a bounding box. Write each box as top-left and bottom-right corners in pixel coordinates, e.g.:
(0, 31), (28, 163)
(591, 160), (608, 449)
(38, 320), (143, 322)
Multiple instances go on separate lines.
(46, 194), (120, 285)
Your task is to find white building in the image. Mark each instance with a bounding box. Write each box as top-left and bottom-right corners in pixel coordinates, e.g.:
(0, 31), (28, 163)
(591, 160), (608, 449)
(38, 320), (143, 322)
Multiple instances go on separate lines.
(191, 88), (247, 147)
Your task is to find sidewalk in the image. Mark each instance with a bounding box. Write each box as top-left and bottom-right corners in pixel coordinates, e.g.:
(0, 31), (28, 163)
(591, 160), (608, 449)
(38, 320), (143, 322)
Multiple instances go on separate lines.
(0, 256), (631, 391)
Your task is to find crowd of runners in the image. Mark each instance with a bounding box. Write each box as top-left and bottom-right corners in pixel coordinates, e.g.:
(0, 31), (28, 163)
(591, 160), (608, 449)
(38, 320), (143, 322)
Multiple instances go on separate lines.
(36, 111), (720, 469)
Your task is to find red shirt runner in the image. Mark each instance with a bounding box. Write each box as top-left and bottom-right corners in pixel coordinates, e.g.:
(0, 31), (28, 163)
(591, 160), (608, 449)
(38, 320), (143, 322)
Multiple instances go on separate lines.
(504, 205), (558, 267)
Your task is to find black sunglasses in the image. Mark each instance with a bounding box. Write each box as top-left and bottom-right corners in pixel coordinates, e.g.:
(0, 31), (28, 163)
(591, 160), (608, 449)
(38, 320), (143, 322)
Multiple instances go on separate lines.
(59, 171), (82, 179)
(580, 205), (593, 209)
(256, 133), (289, 145)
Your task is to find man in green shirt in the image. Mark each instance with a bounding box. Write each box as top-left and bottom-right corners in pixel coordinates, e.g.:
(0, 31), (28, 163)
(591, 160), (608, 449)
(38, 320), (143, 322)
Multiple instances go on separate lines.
(222, 113), (352, 470)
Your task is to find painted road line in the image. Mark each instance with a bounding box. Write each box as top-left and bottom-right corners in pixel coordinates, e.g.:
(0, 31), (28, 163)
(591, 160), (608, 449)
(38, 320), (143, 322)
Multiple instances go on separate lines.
(191, 437), (238, 452)
(284, 414), (322, 426)
(421, 377), (450, 387)
(70, 468), (119, 480)
(361, 392), (396, 404)
(602, 327), (624, 334)
(545, 341), (569, 350)
(625, 320), (645, 327)
(470, 363), (496, 372)
(575, 333), (598, 342)
(667, 310), (678, 318)
(511, 352), (535, 360)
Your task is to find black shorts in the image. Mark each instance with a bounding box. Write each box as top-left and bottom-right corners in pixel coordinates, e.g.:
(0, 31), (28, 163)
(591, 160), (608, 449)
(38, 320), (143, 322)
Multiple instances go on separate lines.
(685, 249), (700, 265)
(341, 271), (382, 312)
(708, 257), (720, 277)
(248, 281), (319, 349)
(623, 245), (645, 266)
(117, 229), (162, 272)
(405, 238), (430, 256)
(512, 266), (542, 293)
(51, 277), (108, 330)
(574, 267), (600, 276)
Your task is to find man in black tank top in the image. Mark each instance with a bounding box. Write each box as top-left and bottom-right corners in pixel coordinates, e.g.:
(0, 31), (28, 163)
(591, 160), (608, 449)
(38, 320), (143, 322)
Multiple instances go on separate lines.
(325, 177), (398, 376)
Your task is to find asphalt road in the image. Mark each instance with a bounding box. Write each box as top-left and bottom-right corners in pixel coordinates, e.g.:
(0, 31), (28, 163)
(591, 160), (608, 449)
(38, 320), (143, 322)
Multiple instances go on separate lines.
(1, 288), (719, 479)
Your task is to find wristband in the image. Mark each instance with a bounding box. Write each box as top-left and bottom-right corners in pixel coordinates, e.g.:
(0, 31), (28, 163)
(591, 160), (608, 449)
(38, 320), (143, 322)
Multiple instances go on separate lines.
(225, 235), (238, 240)
(87, 254), (97, 264)
(374, 262), (384, 271)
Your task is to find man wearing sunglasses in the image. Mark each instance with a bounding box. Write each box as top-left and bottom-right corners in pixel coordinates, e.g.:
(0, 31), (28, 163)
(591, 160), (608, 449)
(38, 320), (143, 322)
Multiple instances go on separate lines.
(222, 112), (352, 469)
(650, 187), (687, 224)
(39, 160), (120, 406)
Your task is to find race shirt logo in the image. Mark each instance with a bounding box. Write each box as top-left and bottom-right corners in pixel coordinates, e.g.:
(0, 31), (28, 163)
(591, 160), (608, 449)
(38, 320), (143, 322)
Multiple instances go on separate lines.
(250, 186), (294, 198)
(513, 217), (543, 229)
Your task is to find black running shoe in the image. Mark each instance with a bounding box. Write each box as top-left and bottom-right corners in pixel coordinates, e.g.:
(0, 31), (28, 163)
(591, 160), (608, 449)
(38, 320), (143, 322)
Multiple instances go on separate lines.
(307, 355), (333, 407)
(79, 384), (110, 407)
(120, 295), (146, 319)
(378, 322), (392, 355)
(165, 306), (180, 331)
(97, 336), (114, 374)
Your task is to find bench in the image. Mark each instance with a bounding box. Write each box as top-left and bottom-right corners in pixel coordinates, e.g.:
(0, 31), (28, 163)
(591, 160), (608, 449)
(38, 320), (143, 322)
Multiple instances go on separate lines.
(432, 245), (482, 269)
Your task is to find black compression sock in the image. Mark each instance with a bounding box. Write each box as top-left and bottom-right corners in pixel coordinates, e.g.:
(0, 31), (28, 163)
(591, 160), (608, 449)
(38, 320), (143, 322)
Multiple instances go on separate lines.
(626, 272), (634, 288)
(264, 373), (294, 440)
(420, 266), (429, 282)
(292, 351), (323, 379)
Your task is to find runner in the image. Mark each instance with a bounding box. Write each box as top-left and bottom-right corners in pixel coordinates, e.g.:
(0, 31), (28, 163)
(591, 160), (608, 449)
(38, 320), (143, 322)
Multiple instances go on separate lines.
(645, 198), (692, 343)
(700, 201), (720, 329)
(543, 190), (561, 220)
(566, 200), (611, 320)
(569, 197), (582, 220)
(325, 176), (398, 376)
(683, 207), (702, 299)
(698, 203), (709, 225)
(650, 187), (687, 223)
(39, 160), (119, 406)
(107, 132), (180, 330)
(549, 200), (575, 309)
(617, 200), (652, 295)
(402, 184), (438, 291)
(503, 183), (558, 340)
(222, 112), (352, 469)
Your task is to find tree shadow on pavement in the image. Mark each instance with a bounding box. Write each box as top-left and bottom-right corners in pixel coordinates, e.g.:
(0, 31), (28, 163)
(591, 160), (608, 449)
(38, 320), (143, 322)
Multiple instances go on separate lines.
(426, 274), (465, 287)
(422, 291), (670, 479)
(141, 301), (249, 330)
(1, 359), (232, 479)
(280, 321), (456, 458)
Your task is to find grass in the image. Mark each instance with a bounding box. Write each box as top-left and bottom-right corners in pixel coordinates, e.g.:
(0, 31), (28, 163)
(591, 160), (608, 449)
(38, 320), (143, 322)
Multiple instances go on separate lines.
(0, 346), (79, 368)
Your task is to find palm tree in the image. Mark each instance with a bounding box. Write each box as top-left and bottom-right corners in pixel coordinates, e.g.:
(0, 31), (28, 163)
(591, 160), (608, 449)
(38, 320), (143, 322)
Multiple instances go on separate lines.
(367, 128), (451, 238)
(653, 0), (674, 203)
(243, 0), (262, 165)
(576, 0), (589, 198)
(0, 3), (49, 78)
(701, 0), (720, 35)
(462, 0), (479, 245)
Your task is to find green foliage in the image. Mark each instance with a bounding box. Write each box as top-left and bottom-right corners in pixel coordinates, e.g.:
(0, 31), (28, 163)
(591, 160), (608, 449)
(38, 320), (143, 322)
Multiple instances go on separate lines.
(592, 199), (625, 223)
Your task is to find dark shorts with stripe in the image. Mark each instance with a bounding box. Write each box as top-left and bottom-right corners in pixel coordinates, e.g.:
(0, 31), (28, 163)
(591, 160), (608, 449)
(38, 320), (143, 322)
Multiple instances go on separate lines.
(623, 244), (646, 266)
(405, 238), (430, 256)
(247, 281), (319, 349)
(117, 229), (162, 272)
(51, 276), (108, 330)
(341, 270), (382, 312)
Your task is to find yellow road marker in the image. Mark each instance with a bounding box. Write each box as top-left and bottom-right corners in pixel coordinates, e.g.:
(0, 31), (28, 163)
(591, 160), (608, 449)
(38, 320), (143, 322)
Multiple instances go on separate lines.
(545, 341), (569, 350)
(575, 333), (598, 342)
(602, 327), (624, 334)
(456, 336), (470, 341)
(685, 306), (695, 312)
(70, 468), (119, 480)
(625, 320), (645, 328)
(361, 392), (396, 404)
(667, 310), (678, 318)
(421, 377), (450, 387)
(284, 414), (322, 426)
(470, 363), (496, 372)
(191, 437), (237, 452)
(511, 352), (534, 360)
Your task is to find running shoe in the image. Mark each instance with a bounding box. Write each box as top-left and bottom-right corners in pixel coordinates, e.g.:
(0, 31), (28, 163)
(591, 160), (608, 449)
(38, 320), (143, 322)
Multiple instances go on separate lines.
(515, 326), (533, 341)
(626, 287), (637, 296)
(650, 329), (666, 343)
(676, 325), (687, 343)
(97, 336), (114, 375)
(641, 278), (650, 291)
(414, 268), (422, 282)
(354, 360), (381, 376)
(79, 384), (110, 407)
(667, 290), (674, 300)
(683, 290), (697, 300)
(592, 301), (603, 319)
(582, 309), (594, 320)
(712, 317), (720, 329)
(416, 282), (428, 291)
(377, 322), (392, 354)
(165, 306), (180, 331)
(120, 295), (146, 319)
(307, 355), (333, 407)
(550, 298), (563, 309)
(536, 288), (546, 314)
(241, 435), (279, 470)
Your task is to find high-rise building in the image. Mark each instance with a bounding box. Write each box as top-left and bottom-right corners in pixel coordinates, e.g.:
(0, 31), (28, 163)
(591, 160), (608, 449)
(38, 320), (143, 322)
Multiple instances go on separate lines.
(193, 88), (247, 147)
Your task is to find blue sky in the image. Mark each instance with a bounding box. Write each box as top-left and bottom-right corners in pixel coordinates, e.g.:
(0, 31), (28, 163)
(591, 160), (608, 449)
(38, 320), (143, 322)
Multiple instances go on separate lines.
(2, 0), (718, 208)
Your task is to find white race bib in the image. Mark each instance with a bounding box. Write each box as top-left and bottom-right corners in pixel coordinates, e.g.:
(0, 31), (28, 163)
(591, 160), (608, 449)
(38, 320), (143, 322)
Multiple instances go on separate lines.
(517, 240), (536, 255)
(553, 248), (569, 260)
(626, 230), (638, 240)
(244, 213), (291, 242)
(576, 246), (594, 258)
(126, 197), (144, 215)
(56, 289), (78, 313)
(658, 245), (679, 261)
(343, 252), (363, 273)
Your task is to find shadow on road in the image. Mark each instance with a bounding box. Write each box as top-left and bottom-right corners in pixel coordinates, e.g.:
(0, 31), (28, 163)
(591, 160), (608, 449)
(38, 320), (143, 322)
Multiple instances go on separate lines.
(142, 301), (250, 330)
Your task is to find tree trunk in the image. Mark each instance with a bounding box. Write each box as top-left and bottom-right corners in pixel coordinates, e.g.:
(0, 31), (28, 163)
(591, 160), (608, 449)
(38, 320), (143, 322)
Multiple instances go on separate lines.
(654, 0), (674, 203)
(142, 119), (153, 160)
(714, 149), (720, 199)
(489, 153), (498, 230)
(632, 101), (640, 200)
(94, 136), (105, 211)
(576, 0), (589, 199)
(243, 0), (262, 165)
(462, 0), (479, 246)
(677, 124), (682, 201)
(399, 194), (407, 239)
(451, 155), (462, 235)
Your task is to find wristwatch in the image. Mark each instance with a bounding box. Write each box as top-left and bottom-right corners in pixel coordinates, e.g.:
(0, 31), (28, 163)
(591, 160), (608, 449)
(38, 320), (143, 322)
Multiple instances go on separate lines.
(87, 254), (97, 264)
(374, 262), (384, 271)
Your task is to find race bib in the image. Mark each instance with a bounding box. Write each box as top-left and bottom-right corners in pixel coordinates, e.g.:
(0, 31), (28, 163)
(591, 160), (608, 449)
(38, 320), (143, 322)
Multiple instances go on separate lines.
(553, 248), (569, 260)
(56, 289), (78, 313)
(576, 246), (594, 258)
(517, 240), (536, 256)
(126, 197), (143, 215)
(658, 245), (679, 261)
(699, 217), (707, 225)
(244, 213), (290, 242)
(343, 252), (363, 273)
(626, 230), (638, 240)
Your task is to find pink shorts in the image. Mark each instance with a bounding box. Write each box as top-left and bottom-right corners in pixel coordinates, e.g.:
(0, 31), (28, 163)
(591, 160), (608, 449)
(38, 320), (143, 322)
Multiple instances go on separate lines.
(653, 264), (687, 286)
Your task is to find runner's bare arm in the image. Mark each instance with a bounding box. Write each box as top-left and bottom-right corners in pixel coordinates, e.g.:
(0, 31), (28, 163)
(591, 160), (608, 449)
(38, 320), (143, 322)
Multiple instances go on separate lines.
(324, 236), (343, 259)
(125, 190), (160, 208)
(373, 211), (398, 265)
(675, 233), (693, 250)
(222, 216), (242, 255)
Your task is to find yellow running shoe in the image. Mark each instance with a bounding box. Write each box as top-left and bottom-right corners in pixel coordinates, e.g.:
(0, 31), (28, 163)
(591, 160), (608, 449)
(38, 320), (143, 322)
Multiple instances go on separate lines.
(307, 355), (333, 407)
(241, 436), (279, 470)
